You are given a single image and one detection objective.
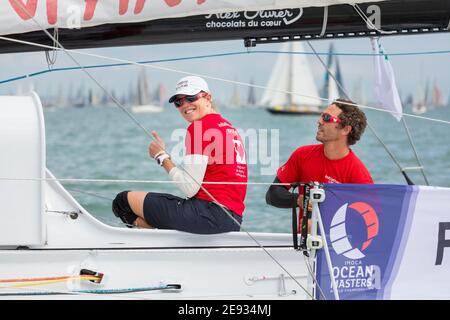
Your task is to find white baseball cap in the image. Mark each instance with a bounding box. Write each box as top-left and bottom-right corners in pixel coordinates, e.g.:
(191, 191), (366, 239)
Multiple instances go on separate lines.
(168, 76), (210, 103)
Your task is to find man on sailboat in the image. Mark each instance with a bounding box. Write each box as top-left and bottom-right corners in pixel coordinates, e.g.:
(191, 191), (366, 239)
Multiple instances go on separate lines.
(266, 99), (373, 213)
(112, 76), (248, 234)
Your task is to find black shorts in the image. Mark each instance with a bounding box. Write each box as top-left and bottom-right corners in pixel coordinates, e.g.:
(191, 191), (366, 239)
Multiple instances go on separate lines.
(143, 192), (242, 234)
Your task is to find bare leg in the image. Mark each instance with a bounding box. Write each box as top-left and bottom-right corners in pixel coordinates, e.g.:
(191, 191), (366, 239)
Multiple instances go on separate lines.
(127, 191), (155, 229)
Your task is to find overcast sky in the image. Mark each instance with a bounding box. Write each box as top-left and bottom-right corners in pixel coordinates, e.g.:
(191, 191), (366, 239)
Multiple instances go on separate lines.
(0, 31), (449, 105)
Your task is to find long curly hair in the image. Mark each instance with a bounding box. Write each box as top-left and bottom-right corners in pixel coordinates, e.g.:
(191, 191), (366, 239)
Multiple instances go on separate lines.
(333, 99), (367, 146)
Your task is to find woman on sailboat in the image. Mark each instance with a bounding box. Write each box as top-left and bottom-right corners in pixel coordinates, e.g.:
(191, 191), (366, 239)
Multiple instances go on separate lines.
(112, 76), (248, 234)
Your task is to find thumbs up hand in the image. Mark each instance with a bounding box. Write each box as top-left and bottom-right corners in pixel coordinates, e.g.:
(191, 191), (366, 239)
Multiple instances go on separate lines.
(148, 131), (166, 159)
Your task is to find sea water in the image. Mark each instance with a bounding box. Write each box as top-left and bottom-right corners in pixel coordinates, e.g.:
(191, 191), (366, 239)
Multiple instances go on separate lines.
(44, 105), (450, 232)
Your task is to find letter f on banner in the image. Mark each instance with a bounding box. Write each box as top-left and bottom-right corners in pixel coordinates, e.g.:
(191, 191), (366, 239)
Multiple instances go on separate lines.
(436, 222), (450, 265)
(370, 37), (403, 121)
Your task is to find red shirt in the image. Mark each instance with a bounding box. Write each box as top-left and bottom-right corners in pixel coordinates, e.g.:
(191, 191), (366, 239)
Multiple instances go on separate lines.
(185, 114), (247, 216)
(277, 144), (373, 225)
(277, 144), (373, 185)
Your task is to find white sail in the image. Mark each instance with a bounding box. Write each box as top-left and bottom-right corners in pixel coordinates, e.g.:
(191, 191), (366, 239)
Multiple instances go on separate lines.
(322, 43), (342, 104)
(136, 68), (150, 106)
(431, 81), (445, 107)
(229, 79), (241, 108)
(132, 68), (163, 113)
(260, 41), (321, 108)
(412, 81), (427, 115)
(327, 62), (340, 103)
(247, 78), (257, 107)
(158, 83), (167, 108)
(352, 78), (366, 106)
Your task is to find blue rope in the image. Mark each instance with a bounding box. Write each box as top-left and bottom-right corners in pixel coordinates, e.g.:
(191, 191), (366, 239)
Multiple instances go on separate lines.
(75, 283), (180, 294)
(1, 49), (449, 86)
(0, 283), (181, 296)
(256, 49), (450, 56)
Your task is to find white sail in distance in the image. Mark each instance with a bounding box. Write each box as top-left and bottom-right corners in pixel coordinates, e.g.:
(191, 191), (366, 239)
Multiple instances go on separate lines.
(327, 62), (340, 104)
(230, 80), (241, 108)
(132, 68), (163, 113)
(260, 41), (322, 108)
(137, 68), (149, 106)
(322, 43), (342, 104)
(412, 80), (427, 114)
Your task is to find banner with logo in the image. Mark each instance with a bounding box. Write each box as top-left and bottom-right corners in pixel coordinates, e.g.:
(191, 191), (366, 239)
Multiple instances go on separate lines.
(0, 0), (382, 36)
(315, 184), (450, 300)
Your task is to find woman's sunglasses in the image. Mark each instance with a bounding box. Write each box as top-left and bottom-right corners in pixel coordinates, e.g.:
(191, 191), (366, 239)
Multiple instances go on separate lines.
(321, 112), (342, 124)
(173, 92), (207, 108)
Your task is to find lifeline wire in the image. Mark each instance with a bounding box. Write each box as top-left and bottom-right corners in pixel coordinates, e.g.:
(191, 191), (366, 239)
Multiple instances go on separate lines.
(1, 36), (450, 126)
(10, 0), (313, 299)
(67, 188), (114, 201)
(303, 253), (327, 300)
(2, 38), (450, 60)
(0, 271), (174, 300)
(0, 283), (180, 297)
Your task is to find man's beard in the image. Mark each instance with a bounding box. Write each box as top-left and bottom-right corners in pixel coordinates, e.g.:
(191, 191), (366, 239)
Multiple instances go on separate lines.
(315, 130), (325, 143)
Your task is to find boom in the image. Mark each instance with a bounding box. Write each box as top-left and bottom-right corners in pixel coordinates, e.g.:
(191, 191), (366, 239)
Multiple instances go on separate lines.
(0, 0), (448, 53)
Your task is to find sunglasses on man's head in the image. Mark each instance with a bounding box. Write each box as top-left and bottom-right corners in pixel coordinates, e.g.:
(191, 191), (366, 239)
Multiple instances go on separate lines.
(173, 92), (207, 108)
(321, 112), (342, 124)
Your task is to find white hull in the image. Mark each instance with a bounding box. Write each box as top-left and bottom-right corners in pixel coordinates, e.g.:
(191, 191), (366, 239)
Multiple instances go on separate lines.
(0, 168), (309, 299)
(131, 104), (164, 113)
(266, 105), (321, 115)
(412, 104), (427, 114)
(0, 247), (307, 300)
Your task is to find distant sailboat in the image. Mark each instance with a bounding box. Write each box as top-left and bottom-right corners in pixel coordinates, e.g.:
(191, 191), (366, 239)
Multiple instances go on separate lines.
(352, 78), (366, 106)
(431, 81), (445, 107)
(405, 93), (414, 107)
(323, 43), (344, 104)
(412, 79), (427, 115)
(16, 81), (35, 96)
(44, 84), (66, 110)
(229, 79), (241, 108)
(100, 88), (110, 107)
(327, 65), (340, 104)
(88, 89), (100, 107)
(247, 78), (257, 107)
(73, 85), (88, 108)
(262, 41), (322, 115)
(157, 83), (167, 108)
(131, 68), (164, 113)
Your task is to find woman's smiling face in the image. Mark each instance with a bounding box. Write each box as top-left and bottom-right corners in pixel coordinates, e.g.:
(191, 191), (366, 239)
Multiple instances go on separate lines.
(175, 92), (214, 122)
